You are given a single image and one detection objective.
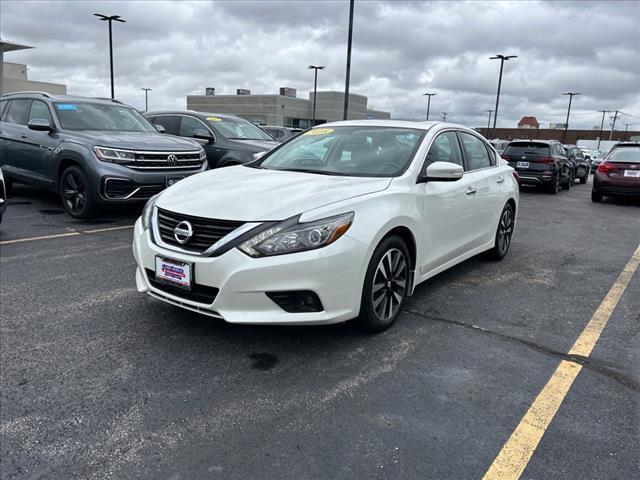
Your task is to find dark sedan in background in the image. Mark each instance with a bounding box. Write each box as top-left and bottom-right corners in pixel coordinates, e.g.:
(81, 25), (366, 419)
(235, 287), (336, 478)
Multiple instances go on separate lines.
(145, 111), (280, 169)
(564, 144), (590, 184)
(592, 143), (640, 202)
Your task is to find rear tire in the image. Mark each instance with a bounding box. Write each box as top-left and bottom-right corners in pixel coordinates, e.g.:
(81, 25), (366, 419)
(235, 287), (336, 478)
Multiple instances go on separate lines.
(548, 176), (559, 194)
(59, 166), (96, 219)
(591, 188), (603, 203)
(4, 177), (14, 196)
(580, 174), (587, 184)
(485, 203), (515, 261)
(562, 173), (572, 190)
(358, 235), (410, 333)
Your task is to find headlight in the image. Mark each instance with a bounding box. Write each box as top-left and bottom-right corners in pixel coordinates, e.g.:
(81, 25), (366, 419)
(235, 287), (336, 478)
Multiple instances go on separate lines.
(199, 148), (207, 161)
(93, 146), (136, 164)
(141, 194), (159, 230)
(238, 212), (354, 257)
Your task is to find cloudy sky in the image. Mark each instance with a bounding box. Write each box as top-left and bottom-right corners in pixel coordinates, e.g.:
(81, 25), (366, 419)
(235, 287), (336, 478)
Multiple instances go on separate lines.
(2, 0), (639, 130)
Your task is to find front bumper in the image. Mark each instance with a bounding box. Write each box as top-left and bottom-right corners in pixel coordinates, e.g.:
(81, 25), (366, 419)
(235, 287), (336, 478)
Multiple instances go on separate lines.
(132, 219), (371, 325)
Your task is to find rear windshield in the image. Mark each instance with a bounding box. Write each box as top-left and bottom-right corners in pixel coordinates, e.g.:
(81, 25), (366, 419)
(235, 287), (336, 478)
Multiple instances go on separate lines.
(503, 142), (550, 155)
(607, 147), (640, 162)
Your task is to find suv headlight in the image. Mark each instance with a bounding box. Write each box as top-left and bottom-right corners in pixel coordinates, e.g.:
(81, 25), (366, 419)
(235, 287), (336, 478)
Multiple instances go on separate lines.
(199, 148), (207, 161)
(93, 146), (136, 164)
(238, 212), (354, 257)
(141, 194), (159, 230)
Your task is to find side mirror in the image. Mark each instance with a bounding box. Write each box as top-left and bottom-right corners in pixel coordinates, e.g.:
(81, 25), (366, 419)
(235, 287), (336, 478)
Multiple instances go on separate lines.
(27, 118), (54, 132)
(154, 124), (166, 133)
(421, 161), (464, 182)
(193, 128), (214, 142)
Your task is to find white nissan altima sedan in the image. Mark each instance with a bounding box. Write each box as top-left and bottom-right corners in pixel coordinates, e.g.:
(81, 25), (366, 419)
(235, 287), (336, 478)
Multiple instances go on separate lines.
(133, 120), (518, 332)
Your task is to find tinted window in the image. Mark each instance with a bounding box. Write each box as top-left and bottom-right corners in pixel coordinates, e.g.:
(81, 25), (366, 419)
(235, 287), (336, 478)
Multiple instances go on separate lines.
(5, 99), (31, 125)
(258, 126), (424, 177)
(179, 116), (206, 137)
(152, 115), (180, 135)
(425, 131), (463, 167)
(503, 142), (551, 156)
(53, 103), (155, 132)
(459, 132), (492, 170)
(28, 100), (53, 124)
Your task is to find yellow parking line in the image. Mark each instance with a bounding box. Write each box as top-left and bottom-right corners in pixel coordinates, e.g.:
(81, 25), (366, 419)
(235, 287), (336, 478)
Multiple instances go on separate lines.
(483, 243), (640, 480)
(0, 225), (133, 246)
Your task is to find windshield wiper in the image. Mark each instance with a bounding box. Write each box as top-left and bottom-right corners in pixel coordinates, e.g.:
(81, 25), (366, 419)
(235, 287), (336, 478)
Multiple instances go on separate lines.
(275, 168), (351, 176)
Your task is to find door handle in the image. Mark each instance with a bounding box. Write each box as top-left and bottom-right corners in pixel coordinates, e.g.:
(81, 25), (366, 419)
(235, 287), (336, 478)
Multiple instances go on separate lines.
(465, 187), (477, 195)
(497, 176), (505, 183)
(20, 133), (28, 139)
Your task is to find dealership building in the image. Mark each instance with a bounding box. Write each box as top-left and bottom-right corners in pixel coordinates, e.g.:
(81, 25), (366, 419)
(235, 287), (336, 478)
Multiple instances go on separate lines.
(186, 87), (391, 128)
(1, 41), (67, 96)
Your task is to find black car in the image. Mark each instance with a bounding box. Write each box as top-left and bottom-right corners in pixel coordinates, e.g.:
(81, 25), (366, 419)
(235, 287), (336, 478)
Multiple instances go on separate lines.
(0, 92), (206, 218)
(564, 145), (589, 184)
(501, 140), (573, 194)
(145, 111), (280, 169)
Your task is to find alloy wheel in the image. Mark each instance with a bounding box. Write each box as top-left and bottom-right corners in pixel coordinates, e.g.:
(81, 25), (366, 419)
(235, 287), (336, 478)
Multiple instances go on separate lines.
(371, 248), (408, 322)
(62, 171), (87, 214)
(497, 208), (514, 254)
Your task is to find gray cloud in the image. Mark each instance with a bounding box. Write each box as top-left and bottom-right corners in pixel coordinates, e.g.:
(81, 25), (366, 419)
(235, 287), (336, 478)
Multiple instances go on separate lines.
(1, 0), (638, 129)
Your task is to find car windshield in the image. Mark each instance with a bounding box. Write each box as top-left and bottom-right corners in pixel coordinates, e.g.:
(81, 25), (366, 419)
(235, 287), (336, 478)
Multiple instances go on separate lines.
(53, 102), (156, 132)
(607, 147), (640, 162)
(255, 126), (425, 177)
(206, 116), (273, 140)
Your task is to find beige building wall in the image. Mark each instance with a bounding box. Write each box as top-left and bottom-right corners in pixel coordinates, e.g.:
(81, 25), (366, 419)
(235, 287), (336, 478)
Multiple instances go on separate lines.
(2, 62), (67, 95)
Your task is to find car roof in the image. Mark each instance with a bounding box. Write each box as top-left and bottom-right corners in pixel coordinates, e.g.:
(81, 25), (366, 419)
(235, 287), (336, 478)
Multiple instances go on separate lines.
(315, 120), (446, 131)
(144, 110), (240, 120)
(612, 142), (640, 148)
(0, 91), (127, 106)
(507, 139), (557, 144)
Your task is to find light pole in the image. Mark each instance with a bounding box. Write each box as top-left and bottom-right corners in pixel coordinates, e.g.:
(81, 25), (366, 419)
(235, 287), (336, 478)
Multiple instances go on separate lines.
(597, 110), (609, 150)
(423, 93), (436, 120)
(624, 123), (631, 132)
(489, 54), (517, 138)
(441, 112), (448, 122)
(561, 92), (581, 144)
(308, 65), (325, 126)
(486, 109), (494, 132)
(141, 88), (151, 112)
(609, 110), (620, 141)
(343, 0), (355, 120)
(94, 13), (126, 99)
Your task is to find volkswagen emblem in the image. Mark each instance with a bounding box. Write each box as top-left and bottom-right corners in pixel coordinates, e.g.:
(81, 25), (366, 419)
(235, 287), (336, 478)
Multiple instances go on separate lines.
(167, 154), (178, 166)
(173, 220), (193, 244)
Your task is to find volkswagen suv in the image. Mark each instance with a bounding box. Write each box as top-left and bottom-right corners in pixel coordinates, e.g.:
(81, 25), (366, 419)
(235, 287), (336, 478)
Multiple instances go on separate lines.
(0, 92), (207, 218)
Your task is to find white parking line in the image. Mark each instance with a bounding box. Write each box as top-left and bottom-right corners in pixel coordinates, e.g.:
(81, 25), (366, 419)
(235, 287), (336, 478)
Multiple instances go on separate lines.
(0, 225), (134, 246)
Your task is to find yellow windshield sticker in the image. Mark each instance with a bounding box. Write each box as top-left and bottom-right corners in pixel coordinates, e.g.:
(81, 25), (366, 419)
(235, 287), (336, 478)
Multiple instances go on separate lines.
(304, 128), (334, 136)
(206, 116), (222, 122)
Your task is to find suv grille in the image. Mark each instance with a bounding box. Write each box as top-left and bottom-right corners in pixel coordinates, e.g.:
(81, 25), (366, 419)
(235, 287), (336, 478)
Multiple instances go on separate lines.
(131, 151), (204, 170)
(156, 208), (245, 253)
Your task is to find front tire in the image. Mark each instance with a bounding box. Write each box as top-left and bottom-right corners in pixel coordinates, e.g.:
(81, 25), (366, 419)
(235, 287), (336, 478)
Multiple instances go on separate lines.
(59, 166), (96, 219)
(486, 203), (515, 261)
(358, 236), (410, 333)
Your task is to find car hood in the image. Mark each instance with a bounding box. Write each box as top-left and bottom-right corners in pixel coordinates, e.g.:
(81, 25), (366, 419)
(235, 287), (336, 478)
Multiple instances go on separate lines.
(66, 131), (201, 151)
(227, 138), (280, 152)
(156, 166), (391, 221)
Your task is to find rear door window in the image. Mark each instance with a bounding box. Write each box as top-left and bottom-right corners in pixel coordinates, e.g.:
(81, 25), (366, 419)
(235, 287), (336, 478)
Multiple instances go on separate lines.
(153, 115), (180, 135)
(5, 99), (31, 125)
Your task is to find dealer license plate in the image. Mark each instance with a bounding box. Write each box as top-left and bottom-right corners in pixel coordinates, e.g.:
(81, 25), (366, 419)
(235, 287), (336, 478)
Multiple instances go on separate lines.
(517, 161), (529, 169)
(155, 256), (192, 289)
(623, 170), (640, 178)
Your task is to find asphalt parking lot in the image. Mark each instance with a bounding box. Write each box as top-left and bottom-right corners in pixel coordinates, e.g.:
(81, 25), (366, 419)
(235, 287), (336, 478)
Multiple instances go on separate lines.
(1, 180), (638, 480)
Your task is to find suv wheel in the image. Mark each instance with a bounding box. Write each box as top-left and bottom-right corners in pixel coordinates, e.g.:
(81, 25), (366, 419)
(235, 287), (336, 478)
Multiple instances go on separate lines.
(60, 166), (96, 218)
(562, 173), (572, 190)
(548, 176), (560, 194)
(580, 171), (587, 184)
(358, 236), (410, 333)
(485, 203), (515, 261)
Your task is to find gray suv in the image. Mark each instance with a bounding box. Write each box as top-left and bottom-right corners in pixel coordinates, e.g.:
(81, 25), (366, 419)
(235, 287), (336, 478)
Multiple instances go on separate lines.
(0, 92), (207, 218)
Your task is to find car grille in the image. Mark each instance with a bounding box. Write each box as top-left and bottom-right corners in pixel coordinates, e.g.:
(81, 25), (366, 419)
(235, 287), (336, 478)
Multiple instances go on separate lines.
(131, 151), (204, 170)
(145, 269), (219, 304)
(156, 208), (245, 253)
(104, 178), (165, 200)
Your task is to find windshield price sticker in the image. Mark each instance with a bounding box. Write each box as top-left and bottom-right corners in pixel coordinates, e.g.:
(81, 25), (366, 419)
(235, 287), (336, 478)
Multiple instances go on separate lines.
(206, 116), (222, 122)
(56, 104), (78, 110)
(304, 128), (334, 136)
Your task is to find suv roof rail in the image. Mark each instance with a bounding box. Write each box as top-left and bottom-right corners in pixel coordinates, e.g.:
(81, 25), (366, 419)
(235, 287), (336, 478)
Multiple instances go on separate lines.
(92, 97), (124, 104)
(1, 91), (53, 98)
